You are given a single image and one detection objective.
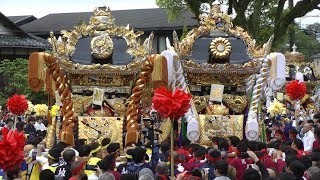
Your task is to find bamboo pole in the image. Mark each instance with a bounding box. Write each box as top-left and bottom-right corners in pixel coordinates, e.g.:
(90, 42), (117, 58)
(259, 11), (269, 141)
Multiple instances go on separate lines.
(170, 120), (174, 178)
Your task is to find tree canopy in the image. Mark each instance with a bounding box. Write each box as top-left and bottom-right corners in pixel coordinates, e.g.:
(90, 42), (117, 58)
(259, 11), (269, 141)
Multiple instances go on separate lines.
(156, 0), (320, 49)
(0, 59), (47, 106)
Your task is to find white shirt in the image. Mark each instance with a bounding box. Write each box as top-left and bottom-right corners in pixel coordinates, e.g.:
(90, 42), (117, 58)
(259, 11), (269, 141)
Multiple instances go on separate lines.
(34, 122), (46, 131)
(302, 130), (315, 152)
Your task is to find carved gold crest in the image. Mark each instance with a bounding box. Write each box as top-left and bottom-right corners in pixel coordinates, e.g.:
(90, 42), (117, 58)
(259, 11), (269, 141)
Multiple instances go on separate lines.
(210, 37), (231, 59)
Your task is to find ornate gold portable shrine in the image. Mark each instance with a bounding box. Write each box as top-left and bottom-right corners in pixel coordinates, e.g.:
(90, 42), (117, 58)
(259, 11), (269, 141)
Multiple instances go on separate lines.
(49, 6), (153, 115)
(124, 4), (273, 145)
(283, 48), (320, 111)
(284, 49), (320, 91)
(163, 3), (274, 144)
(28, 6), (153, 148)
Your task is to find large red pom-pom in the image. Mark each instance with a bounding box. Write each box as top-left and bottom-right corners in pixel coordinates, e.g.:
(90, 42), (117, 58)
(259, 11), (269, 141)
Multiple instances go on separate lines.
(0, 129), (26, 171)
(6, 94), (28, 115)
(152, 87), (192, 121)
(285, 80), (307, 100)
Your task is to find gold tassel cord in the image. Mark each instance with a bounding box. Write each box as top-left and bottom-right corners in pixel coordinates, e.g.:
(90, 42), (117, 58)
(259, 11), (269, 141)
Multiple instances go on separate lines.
(30, 52), (76, 146)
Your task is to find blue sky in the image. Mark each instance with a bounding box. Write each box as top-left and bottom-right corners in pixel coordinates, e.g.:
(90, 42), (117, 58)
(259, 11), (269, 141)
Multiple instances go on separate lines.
(0, 0), (158, 18)
(0, 0), (319, 25)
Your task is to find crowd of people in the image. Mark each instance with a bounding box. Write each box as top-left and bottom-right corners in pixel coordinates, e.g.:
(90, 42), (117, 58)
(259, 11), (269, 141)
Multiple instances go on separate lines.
(1, 111), (320, 180)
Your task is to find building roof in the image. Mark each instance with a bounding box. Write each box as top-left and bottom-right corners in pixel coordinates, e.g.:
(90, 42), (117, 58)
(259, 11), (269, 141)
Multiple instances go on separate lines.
(0, 12), (50, 48)
(21, 8), (198, 34)
(0, 34), (50, 48)
(8, 15), (37, 26)
(311, 53), (320, 59)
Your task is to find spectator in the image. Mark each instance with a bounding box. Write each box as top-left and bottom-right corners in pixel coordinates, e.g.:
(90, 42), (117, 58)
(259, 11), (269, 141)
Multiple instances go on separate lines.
(98, 172), (115, 180)
(40, 169), (55, 180)
(69, 161), (86, 180)
(229, 140), (249, 180)
(79, 145), (92, 158)
(101, 137), (111, 157)
(34, 117), (46, 132)
(271, 122), (281, 139)
(86, 142), (103, 177)
(55, 149), (76, 180)
(15, 121), (25, 132)
(159, 141), (170, 162)
(155, 162), (168, 180)
(6, 167), (21, 180)
(302, 123), (315, 152)
(291, 139), (306, 157)
(313, 127), (320, 151)
(45, 148), (61, 172)
(308, 166), (320, 180)
(25, 117), (36, 142)
(126, 147), (151, 176)
(96, 155), (121, 180)
(117, 148), (135, 174)
(316, 119), (320, 128)
(243, 168), (260, 180)
(289, 128), (299, 140)
(278, 172), (297, 180)
(289, 160), (306, 180)
(1, 118), (14, 131)
(139, 174), (154, 180)
(213, 160), (230, 180)
(311, 151), (320, 166)
(139, 168), (154, 179)
(106, 143), (121, 159)
(289, 160), (305, 180)
(308, 120), (315, 128)
(273, 130), (284, 143)
(201, 148), (221, 180)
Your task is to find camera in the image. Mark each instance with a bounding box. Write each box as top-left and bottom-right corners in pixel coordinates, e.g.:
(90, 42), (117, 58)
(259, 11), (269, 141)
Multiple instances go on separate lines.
(32, 151), (37, 161)
(85, 165), (97, 171)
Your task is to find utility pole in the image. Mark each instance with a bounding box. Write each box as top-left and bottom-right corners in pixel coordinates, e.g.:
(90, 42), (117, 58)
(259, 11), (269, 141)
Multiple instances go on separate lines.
(289, 0), (295, 51)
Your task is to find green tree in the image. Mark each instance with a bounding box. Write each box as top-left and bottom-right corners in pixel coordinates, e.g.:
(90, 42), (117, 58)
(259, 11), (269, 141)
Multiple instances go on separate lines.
(0, 59), (47, 106)
(267, 25), (320, 61)
(156, 0), (320, 49)
(180, 25), (189, 41)
(306, 22), (320, 41)
(295, 26), (320, 59)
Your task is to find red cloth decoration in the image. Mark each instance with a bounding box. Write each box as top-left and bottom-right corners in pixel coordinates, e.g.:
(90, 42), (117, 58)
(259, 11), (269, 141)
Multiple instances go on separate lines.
(206, 154), (221, 163)
(285, 80), (307, 101)
(152, 87), (192, 121)
(6, 94), (28, 115)
(0, 128), (26, 171)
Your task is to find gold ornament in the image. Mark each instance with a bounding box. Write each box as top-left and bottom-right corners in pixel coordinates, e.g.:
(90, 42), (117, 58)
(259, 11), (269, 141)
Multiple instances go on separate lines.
(46, 117), (56, 149)
(223, 94), (247, 114)
(91, 34), (113, 58)
(193, 96), (209, 112)
(106, 98), (127, 116)
(158, 119), (171, 143)
(210, 37), (231, 59)
(78, 116), (123, 150)
(206, 104), (229, 115)
(199, 115), (244, 145)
